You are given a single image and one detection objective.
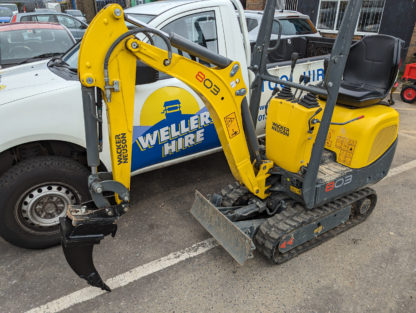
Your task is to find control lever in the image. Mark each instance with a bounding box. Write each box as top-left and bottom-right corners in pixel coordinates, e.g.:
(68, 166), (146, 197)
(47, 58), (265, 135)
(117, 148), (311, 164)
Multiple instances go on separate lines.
(278, 52), (299, 100)
(289, 52), (299, 82)
(296, 75), (311, 102)
(292, 75), (305, 99)
(265, 85), (280, 115)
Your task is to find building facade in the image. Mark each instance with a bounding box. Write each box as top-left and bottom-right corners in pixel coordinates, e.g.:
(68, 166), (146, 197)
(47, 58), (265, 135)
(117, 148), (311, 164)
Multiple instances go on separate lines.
(246, 0), (416, 65)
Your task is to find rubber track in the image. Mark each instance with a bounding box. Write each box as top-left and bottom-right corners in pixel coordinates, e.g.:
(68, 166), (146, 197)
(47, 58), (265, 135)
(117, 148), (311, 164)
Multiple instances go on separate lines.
(219, 182), (250, 207)
(254, 188), (376, 264)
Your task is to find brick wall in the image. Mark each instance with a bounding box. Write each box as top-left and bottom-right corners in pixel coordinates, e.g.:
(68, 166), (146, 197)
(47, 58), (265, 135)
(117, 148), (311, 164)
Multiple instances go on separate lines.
(75, 0), (96, 22)
(246, 0), (265, 10)
(405, 23), (416, 64)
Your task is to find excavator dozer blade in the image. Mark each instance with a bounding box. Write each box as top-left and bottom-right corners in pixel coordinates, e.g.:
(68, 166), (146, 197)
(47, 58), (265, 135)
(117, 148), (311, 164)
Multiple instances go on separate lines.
(60, 216), (115, 292)
(190, 190), (255, 265)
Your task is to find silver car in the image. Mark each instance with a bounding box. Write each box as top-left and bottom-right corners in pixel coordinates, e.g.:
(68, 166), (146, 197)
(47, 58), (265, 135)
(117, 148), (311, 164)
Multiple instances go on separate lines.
(64, 9), (87, 24)
(11, 12), (88, 41)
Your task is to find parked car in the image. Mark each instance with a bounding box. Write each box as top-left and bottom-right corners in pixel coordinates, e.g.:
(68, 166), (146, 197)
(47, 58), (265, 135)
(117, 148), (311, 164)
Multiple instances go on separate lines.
(0, 22), (76, 68)
(64, 9), (87, 24)
(0, 2), (18, 15)
(0, 6), (12, 23)
(245, 10), (320, 42)
(10, 12), (88, 41)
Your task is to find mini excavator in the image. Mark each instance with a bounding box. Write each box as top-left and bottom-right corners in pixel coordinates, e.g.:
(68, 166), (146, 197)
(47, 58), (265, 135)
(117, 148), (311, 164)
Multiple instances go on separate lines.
(60, 0), (400, 291)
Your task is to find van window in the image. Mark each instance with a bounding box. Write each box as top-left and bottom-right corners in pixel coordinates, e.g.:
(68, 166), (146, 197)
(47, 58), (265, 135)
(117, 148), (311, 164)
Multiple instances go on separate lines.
(154, 11), (218, 64)
(245, 18), (258, 32)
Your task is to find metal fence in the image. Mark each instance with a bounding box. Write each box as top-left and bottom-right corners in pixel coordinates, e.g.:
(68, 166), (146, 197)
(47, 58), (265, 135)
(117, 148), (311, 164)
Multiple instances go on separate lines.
(317, 0), (386, 34)
(284, 0), (298, 10)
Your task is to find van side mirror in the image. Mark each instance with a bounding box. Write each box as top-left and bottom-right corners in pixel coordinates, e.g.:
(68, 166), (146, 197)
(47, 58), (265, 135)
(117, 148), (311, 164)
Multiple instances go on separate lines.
(136, 61), (159, 85)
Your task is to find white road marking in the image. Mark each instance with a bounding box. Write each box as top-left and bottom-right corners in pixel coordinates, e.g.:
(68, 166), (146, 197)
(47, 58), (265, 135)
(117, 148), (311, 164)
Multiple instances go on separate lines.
(387, 159), (416, 178)
(25, 238), (218, 313)
(25, 159), (416, 313)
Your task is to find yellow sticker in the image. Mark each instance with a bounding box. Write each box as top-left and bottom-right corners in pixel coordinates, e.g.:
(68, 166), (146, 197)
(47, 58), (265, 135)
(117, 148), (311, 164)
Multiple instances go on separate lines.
(334, 136), (357, 166)
(224, 112), (240, 138)
(314, 225), (323, 234)
(290, 185), (301, 195)
(0, 85), (6, 90)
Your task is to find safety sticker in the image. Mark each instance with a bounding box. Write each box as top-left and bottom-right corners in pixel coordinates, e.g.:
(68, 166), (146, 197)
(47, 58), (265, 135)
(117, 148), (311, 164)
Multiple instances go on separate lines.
(224, 112), (240, 139)
(325, 129), (335, 147)
(335, 136), (357, 166)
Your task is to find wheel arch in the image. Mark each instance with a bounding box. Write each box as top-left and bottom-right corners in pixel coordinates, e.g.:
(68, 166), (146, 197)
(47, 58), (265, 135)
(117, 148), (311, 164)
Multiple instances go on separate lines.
(0, 139), (108, 177)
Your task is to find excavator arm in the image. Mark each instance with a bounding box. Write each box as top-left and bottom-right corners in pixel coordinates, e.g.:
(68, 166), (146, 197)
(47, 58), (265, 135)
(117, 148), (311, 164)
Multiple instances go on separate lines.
(80, 4), (272, 200)
(60, 4), (272, 291)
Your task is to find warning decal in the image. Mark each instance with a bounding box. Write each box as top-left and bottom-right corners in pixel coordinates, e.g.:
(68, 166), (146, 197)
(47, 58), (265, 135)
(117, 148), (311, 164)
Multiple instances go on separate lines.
(224, 112), (240, 139)
(335, 136), (357, 166)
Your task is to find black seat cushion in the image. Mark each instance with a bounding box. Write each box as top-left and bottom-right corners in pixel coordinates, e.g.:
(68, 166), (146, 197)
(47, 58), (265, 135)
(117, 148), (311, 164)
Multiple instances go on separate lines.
(337, 81), (386, 107)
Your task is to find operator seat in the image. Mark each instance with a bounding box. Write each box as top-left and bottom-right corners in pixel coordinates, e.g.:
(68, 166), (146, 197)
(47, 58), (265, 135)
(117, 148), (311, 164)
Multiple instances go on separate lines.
(332, 34), (402, 107)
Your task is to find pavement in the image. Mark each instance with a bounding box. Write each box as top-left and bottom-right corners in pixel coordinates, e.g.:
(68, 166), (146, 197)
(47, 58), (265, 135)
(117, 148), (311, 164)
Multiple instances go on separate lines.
(1, 94), (416, 313)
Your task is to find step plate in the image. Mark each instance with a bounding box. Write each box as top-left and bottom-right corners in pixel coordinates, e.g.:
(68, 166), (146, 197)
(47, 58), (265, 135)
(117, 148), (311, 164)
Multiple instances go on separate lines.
(191, 190), (255, 265)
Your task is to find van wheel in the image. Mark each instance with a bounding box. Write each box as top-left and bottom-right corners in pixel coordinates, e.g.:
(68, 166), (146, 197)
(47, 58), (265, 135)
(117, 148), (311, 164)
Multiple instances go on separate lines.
(0, 156), (90, 249)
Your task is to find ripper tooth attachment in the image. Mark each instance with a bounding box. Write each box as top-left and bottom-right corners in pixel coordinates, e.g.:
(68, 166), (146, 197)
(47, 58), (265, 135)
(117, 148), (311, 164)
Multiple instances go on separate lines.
(60, 212), (115, 292)
(60, 82), (131, 292)
(60, 195), (126, 292)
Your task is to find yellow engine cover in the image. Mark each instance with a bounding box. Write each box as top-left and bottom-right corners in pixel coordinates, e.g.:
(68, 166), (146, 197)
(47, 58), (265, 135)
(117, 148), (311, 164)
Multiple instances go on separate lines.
(265, 98), (399, 174)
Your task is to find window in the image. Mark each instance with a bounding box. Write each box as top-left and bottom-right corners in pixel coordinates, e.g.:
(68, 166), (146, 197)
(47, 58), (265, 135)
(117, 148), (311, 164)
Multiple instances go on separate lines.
(272, 18), (316, 36)
(0, 7), (12, 17)
(20, 15), (37, 22)
(36, 14), (58, 23)
(317, 0), (385, 34)
(246, 18), (258, 32)
(57, 15), (83, 29)
(154, 11), (218, 64)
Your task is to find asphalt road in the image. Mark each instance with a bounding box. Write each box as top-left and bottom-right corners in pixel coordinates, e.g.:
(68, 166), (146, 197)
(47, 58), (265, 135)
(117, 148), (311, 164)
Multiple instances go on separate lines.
(1, 95), (416, 313)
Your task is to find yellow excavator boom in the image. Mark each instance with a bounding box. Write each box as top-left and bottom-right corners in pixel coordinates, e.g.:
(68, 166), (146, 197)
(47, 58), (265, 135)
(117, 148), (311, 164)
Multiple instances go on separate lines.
(78, 4), (272, 200)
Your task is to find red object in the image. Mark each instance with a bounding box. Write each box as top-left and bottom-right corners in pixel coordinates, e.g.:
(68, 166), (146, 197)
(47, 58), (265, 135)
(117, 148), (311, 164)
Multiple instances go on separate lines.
(402, 63), (416, 82)
(280, 241), (286, 249)
(401, 86), (416, 103)
(11, 15), (16, 23)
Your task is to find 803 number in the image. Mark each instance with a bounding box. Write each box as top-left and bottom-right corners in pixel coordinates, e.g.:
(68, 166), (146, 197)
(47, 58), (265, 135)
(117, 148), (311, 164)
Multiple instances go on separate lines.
(196, 71), (220, 96)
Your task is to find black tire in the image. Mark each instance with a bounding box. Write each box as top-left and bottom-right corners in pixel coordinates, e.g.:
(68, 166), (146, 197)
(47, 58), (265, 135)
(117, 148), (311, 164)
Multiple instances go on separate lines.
(400, 85), (416, 103)
(0, 156), (90, 249)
